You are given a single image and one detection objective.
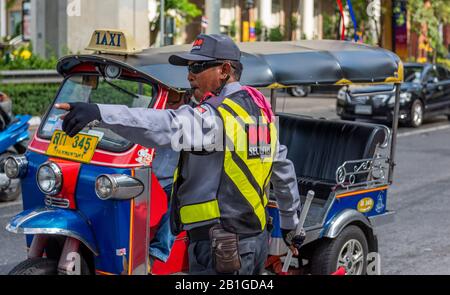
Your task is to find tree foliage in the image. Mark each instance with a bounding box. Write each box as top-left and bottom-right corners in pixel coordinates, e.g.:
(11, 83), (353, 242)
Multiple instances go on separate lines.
(408, 0), (450, 59)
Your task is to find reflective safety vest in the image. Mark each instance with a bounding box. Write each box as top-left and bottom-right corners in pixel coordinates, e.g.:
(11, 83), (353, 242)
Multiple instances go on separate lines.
(170, 90), (278, 235)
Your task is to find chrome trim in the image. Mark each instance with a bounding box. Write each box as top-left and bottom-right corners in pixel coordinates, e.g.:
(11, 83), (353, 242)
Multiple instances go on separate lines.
(368, 211), (395, 227)
(5, 223), (99, 256)
(324, 209), (372, 239)
(336, 156), (389, 189)
(5, 155), (28, 179)
(350, 88), (396, 97)
(36, 162), (63, 196)
(44, 196), (70, 209)
(95, 174), (144, 201)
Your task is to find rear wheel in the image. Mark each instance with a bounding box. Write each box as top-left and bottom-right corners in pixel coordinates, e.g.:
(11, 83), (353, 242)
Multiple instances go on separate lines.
(310, 225), (368, 275)
(408, 99), (424, 128)
(0, 151), (21, 202)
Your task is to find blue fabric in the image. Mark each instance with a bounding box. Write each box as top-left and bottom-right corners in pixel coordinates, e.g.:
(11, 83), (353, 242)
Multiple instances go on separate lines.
(149, 185), (177, 263)
(346, 0), (359, 42)
(149, 147), (179, 263)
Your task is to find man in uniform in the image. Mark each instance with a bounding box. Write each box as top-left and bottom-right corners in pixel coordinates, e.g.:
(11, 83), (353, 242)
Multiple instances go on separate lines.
(56, 34), (303, 275)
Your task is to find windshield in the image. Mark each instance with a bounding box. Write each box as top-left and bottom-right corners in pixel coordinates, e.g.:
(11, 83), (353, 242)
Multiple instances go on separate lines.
(404, 66), (423, 83)
(39, 74), (154, 152)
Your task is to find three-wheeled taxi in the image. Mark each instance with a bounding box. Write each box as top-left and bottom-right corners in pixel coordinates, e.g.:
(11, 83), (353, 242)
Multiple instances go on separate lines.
(4, 30), (403, 275)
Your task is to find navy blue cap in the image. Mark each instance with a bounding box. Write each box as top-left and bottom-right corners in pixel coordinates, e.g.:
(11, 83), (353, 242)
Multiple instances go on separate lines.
(169, 34), (241, 66)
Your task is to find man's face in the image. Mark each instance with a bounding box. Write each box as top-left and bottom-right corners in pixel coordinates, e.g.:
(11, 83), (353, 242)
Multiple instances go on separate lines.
(187, 61), (224, 100)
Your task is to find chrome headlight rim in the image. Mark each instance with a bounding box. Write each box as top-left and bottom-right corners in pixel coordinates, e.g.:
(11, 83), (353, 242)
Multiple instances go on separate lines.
(36, 161), (63, 196)
(4, 155), (28, 179)
(95, 174), (144, 201)
(95, 174), (118, 200)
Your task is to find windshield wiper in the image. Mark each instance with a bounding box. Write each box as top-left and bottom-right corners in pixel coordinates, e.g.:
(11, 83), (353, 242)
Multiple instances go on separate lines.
(102, 78), (139, 99)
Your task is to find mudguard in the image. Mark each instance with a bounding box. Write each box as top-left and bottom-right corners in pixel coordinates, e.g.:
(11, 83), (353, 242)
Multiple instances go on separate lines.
(6, 207), (98, 255)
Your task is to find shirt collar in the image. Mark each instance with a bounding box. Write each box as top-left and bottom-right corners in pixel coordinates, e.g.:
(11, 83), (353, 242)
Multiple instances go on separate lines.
(219, 82), (242, 98)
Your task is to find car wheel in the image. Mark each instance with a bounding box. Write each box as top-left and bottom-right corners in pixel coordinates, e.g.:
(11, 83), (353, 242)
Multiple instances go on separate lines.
(288, 86), (310, 97)
(310, 225), (368, 275)
(408, 99), (424, 128)
(0, 151), (21, 202)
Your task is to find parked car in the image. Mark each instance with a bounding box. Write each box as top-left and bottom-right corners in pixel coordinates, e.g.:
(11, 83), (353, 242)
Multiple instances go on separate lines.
(336, 63), (450, 127)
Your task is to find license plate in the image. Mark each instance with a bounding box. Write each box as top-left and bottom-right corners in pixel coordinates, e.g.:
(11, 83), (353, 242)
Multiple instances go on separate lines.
(355, 105), (372, 115)
(46, 130), (100, 163)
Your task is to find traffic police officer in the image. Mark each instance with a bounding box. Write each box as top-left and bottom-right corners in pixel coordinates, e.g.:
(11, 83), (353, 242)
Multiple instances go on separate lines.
(56, 34), (303, 275)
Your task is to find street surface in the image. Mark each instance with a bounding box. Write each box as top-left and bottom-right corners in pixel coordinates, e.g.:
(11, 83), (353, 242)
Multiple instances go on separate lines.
(1, 95), (449, 274)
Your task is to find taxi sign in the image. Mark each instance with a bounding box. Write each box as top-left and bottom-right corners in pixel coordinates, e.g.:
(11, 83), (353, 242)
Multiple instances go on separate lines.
(46, 130), (100, 164)
(86, 29), (141, 55)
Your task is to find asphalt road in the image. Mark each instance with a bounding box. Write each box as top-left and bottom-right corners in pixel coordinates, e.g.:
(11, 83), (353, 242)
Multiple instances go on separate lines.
(1, 95), (450, 274)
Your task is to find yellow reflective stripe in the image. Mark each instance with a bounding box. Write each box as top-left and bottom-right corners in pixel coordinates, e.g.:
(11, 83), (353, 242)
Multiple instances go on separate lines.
(218, 108), (268, 187)
(224, 151), (266, 230)
(179, 200), (220, 224)
(222, 98), (255, 125)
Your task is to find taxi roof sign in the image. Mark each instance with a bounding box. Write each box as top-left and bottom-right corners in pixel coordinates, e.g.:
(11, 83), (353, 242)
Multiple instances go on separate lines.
(86, 29), (142, 55)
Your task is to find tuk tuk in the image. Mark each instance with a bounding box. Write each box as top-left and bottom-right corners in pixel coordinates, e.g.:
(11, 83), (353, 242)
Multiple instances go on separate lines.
(4, 30), (403, 275)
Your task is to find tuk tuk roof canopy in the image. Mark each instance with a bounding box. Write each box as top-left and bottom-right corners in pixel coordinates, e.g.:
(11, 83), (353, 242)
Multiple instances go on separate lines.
(58, 40), (404, 90)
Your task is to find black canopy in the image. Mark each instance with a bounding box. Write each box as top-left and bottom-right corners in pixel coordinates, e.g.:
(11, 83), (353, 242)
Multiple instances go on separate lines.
(57, 40), (403, 90)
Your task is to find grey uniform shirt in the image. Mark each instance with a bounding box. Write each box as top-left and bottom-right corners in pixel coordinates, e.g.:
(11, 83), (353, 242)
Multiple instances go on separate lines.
(97, 82), (301, 229)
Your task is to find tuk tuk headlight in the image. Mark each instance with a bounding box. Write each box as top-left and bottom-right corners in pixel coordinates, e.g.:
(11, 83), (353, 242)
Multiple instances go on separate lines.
(95, 174), (144, 201)
(387, 92), (411, 105)
(4, 156), (28, 179)
(37, 162), (62, 195)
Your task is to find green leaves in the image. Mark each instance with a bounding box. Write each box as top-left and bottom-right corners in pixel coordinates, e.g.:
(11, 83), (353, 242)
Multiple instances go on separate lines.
(2, 84), (60, 116)
(407, 0), (449, 59)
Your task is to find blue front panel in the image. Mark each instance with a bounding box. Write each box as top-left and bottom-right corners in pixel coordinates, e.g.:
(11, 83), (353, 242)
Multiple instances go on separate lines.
(21, 150), (132, 275)
(76, 164), (131, 274)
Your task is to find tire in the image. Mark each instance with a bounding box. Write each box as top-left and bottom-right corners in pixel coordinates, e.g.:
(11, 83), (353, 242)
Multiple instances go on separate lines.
(8, 258), (58, 275)
(408, 99), (424, 128)
(0, 151), (21, 202)
(447, 114), (450, 121)
(9, 254), (91, 275)
(288, 86), (310, 97)
(310, 225), (369, 275)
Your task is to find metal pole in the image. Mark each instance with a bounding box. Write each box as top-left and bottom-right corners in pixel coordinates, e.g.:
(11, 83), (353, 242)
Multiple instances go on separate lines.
(388, 83), (401, 184)
(205, 0), (221, 34)
(160, 0), (165, 47)
(270, 89), (277, 113)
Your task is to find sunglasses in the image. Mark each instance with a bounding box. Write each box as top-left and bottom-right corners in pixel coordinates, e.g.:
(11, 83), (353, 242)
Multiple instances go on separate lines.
(188, 61), (224, 74)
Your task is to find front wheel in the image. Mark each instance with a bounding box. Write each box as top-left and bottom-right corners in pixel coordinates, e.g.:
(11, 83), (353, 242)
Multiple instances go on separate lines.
(408, 99), (424, 128)
(9, 254), (91, 275)
(310, 225), (369, 275)
(8, 258), (58, 275)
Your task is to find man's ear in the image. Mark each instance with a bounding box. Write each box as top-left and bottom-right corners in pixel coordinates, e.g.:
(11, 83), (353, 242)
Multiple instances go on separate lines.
(221, 62), (232, 79)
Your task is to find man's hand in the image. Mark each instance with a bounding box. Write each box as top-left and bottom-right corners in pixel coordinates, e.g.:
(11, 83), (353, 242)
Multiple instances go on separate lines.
(55, 102), (101, 137)
(281, 228), (306, 256)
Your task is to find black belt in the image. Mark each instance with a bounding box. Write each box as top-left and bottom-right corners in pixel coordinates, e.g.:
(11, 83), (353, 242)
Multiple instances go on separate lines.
(187, 224), (259, 242)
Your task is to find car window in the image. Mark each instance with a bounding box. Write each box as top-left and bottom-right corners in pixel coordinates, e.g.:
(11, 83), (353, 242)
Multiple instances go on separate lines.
(437, 66), (448, 80)
(423, 69), (439, 83)
(404, 66), (423, 83)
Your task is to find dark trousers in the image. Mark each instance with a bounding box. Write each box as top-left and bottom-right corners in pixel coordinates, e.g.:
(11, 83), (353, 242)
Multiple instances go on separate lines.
(188, 229), (269, 275)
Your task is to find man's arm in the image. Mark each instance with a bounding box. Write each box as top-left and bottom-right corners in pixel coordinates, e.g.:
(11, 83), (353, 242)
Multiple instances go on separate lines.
(271, 143), (301, 230)
(97, 103), (221, 150)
